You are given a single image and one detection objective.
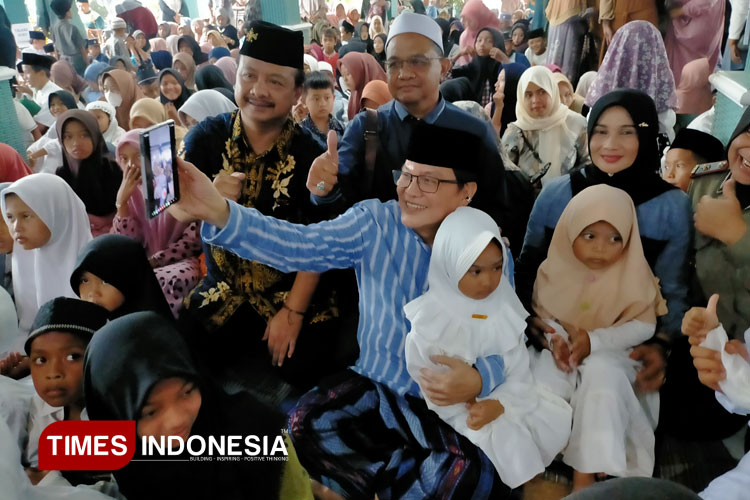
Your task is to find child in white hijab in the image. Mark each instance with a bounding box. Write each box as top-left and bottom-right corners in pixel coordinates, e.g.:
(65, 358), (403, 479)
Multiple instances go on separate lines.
(85, 101), (126, 146)
(1, 174), (92, 334)
(404, 206), (572, 489)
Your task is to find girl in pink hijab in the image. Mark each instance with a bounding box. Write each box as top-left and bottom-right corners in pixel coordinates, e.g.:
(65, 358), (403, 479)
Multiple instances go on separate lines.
(215, 56), (237, 86)
(456, 0), (502, 66)
(112, 129), (202, 317)
(338, 52), (387, 120)
(675, 58), (713, 115)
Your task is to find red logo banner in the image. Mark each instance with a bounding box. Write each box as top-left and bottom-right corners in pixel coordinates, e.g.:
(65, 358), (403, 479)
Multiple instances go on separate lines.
(38, 420), (136, 471)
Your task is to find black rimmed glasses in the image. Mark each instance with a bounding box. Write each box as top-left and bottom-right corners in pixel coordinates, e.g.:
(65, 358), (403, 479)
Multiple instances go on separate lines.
(384, 56), (442, 73)
(392, 170), (460, 193)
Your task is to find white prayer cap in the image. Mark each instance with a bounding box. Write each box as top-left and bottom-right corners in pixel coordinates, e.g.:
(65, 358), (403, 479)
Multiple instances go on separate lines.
(110, 18), (126, 30)
(318, 61), (334, 73)
(386, 12), (443, 53)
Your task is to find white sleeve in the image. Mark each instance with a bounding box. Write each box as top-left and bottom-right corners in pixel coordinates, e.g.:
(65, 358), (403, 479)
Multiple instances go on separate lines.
(13, 101), (37, 133)
(701, 452), (750, 499)
(588, 320), (656, 353)
(729, 0), (750, 40)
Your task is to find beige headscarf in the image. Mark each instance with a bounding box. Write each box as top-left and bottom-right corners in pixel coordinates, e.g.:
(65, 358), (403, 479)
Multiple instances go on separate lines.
(173, 52), (197, 90)
(128, 98), (187, 146)
(552, 72), (585, 114)
(533, 185), (667, 331)
(513, 66), (576, 181)
(103, 69), (143, 132)
(206, 30), (228, 49)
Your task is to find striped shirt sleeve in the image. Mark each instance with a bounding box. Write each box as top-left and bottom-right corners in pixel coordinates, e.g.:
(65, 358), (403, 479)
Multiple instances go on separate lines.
(201, 199), (372, 273)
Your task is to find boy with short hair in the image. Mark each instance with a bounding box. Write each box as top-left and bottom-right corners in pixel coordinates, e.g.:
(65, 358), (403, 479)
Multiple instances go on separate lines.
(25, 31), (47, 55)
(663, 128), (726, 192)
(525, 28), (547, 66)
(87, 39), (108, 63)
(321, 27), (339, 71)
(300, 71), (345, 145)
(23, 297), (109, 483)
(49, 0), (88, 76)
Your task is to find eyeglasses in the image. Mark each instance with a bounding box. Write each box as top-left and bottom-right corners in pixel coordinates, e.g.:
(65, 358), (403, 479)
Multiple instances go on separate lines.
(384, 56), (442, 73)
(392, 170), (459, 193)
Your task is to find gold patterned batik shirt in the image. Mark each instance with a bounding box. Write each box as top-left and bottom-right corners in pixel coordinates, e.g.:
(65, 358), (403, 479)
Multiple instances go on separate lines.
(184, 110), (340, 330)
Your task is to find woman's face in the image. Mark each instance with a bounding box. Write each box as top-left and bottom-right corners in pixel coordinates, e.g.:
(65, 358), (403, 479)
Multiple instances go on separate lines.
(78, 270), (125, 311)
(180, 112), (198, 129)
(373, 36), (384, 54)
(137, 377), (202, 443)
(589, 106), (639, 175)
(101, 75), (120, 94)
(49, 95), (69, 118)
(178, 42), (192, 55)
(160, 74), (182, 101)
(558, 82), (573, 107)
(62, 119), (95, 161)
(136, 34), (146, 49)
(727, 128), (750, 185)
(173, 60), (188, 83)
(474, 31), (494, 57)
(523, 81), (551, 118)
(131, 116), (155, 130)
(340, 64), (355, 91)
(115, 60), (128, 71)
(360, 25), (369, 40)
(91, 109), (111, 133)
(495, 69), (506, 93)
(512, 28), (525, 47)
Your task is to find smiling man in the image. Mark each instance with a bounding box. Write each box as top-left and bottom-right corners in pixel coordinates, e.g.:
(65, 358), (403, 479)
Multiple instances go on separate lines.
(306, 12), (532, 255)
(181, 21), (353, 394)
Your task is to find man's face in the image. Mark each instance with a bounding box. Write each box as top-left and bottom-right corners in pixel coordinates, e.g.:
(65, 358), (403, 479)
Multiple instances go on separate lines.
(385, 33), (447, 109)
(32, 39), (45, 50)
(235, 56), (301, 125)
(22, 65), (45, 89)
(340, 26), (352, 41)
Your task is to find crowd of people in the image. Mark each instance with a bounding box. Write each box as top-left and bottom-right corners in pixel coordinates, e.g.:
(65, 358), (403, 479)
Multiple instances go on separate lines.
(0, 0), (749, 499)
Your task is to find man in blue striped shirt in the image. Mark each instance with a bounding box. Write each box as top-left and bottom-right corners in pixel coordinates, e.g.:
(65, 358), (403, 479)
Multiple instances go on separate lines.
(169, 123), (513, 498)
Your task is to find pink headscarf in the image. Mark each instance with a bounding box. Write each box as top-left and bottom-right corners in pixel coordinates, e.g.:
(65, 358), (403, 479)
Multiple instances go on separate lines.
(150, 37), (168, 52)
(214, 56), (237, 85)
(114, 129), (191, 255)
(200, 42), (212, 54)
(457, 0), (501, 66)
(51, 60), (88, 95)
(308, 43), (325, 61)
(676, 58), (713, 115)
(338, 52), (387, 120)
(0, 144), (32, 182)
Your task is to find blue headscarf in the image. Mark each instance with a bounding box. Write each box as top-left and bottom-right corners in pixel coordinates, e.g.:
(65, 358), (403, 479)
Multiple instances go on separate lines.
(208, 46), (230, 61)
(150, 50), (173, 70)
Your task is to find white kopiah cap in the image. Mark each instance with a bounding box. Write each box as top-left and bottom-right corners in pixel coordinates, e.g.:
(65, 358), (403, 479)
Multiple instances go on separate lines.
(386, 12), (443, 53)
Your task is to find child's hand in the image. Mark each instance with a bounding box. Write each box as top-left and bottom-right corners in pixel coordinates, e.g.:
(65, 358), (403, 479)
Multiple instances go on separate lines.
(549, 334), (573, 373)
(629, 344), (666, 392)
(683, 294), (720, 345)
(0, 352), (30, 379)
(563, 323), (591, 368)
(466, 399), (504, 430)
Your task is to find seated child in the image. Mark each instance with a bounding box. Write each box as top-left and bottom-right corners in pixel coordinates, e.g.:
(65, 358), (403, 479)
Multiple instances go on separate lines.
(26, 90), (78, 174)
(1, 174), (92, 334)
(404, 206), (572, 489)
(55, 109), (123, 236)
(663, 128), (725, 192)
(71, 234), (174, 319)
(111, 130), (202, 317)
(299, 71), (345, 144)
(23, 297), (109, 486)
(524, 28), (547, 66)
(85, 101), (126, 147)
(529, 184), (667, 490)
(84, 311), (314, 500)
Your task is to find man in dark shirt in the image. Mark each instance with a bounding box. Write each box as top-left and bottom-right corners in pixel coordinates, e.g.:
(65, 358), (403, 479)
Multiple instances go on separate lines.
(307, 12), (533, 254)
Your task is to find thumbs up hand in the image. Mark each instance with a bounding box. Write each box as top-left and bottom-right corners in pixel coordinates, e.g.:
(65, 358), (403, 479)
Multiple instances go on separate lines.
(694, 178), (748, 245)
(306, 130), (339, 196)
(213, 171), (247, 202)
(683, 294), (720, 344)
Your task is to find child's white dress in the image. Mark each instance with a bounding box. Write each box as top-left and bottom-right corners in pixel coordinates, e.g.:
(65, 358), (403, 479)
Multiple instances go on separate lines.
(404, 207), (572, 489)
(529, 319), (659, 478)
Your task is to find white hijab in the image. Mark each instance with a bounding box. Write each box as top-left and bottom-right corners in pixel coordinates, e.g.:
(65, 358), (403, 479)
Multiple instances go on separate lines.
(85, 101), (125, 146)
(404, 207), (528, 360)
(1, 174), (92, 334)
(178, 89), (237, 124)
(303, 54), (319, 73)
(513, 66), (577, 181)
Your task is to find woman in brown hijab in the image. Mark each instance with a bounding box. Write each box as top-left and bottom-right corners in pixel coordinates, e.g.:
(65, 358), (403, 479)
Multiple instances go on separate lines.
(101, 69), (144, 131)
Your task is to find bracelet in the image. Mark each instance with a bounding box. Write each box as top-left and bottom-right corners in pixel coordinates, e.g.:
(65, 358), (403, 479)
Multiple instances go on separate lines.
(282, 303), (305, 317)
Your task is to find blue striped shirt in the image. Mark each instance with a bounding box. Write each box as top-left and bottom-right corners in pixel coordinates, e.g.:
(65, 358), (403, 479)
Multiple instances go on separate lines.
(202, 199), (510, 397)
